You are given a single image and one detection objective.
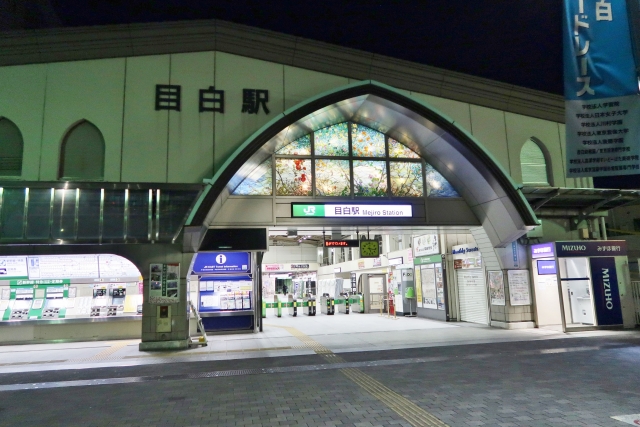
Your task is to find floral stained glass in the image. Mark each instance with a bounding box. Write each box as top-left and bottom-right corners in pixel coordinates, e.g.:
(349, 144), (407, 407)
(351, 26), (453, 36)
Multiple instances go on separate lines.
(390, 162), (423, 197)
(275, 158), (312, 196)
(232, 159), (273, 195)
(275, 135), (311, 155)
(425, 164), (460, 197)
(353, 160), (387, 197)
(314, 123), (349, 156)
(315, 160), (350, 196)
(351, 124), (385, 157)
(388, 138), (420, 158)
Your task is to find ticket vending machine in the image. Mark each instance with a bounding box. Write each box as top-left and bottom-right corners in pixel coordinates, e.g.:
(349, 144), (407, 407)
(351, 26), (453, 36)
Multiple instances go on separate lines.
(42, 287), (65, 319)
(91, 286), (109, 317)
(109, 286), (126, 316)
(11, 288), (34, 320)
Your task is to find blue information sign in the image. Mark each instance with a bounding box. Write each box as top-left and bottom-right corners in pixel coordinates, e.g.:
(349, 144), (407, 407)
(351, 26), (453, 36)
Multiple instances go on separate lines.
(589, 257), (623, 326)
(192, 252), (250, 274)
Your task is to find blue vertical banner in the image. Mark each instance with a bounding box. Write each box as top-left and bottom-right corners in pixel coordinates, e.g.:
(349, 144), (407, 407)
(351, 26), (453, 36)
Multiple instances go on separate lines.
(589, 257), (623, 325)
(563, 0), (640, 177)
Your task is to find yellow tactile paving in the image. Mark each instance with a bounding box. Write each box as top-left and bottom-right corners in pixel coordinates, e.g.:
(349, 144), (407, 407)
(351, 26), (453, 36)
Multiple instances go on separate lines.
(268, 324), (450, 427)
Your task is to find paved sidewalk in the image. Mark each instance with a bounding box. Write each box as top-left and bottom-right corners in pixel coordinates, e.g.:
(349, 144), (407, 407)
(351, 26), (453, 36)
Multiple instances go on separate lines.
(1, 317), (639, 426)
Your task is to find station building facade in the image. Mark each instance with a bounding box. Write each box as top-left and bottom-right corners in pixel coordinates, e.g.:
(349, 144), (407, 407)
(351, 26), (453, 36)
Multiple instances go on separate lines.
(0, 19), (637, 343)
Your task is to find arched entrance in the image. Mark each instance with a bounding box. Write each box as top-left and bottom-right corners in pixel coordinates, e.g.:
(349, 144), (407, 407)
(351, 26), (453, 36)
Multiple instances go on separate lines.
(184, 80), (539, 333)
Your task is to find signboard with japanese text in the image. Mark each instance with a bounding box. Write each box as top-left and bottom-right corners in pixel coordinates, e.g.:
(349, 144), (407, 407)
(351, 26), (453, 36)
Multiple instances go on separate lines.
(555, 240), (627, 257)
(291, 203), (412, 218)
(149, 263), (180, 304)
(0, 256), (28, 279)
(413, 234), (439, 257)
(507, 270), (531, 306)
(563, 0), (640, 177)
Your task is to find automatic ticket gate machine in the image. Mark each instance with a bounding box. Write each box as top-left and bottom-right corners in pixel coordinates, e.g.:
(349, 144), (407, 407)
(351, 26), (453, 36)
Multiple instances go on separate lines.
(320, 294), (335, 315)
(303, 296), (316, 315)
(336, 292), (350, 314)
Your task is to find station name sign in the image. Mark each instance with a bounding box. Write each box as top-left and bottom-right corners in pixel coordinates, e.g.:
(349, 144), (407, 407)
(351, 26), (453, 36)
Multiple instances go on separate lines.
(292, 204), (412, 218)
(324, 240), (359, 247)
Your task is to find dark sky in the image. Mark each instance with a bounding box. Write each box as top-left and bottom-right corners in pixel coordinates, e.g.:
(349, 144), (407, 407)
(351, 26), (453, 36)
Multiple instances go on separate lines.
(10, 1), (638, 188)
(44, 0), (565, 95)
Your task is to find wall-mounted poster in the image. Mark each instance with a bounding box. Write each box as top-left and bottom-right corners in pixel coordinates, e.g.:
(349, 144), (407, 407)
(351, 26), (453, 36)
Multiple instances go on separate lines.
(420, 265), (437, 309)
(507, 270), (531, 306)
(488, 271), (505, 306)
(414, 267), (422, 308)
(413, 234), (439, 257)
(434, 263), (445, 310)
(149, 263), (180, 304)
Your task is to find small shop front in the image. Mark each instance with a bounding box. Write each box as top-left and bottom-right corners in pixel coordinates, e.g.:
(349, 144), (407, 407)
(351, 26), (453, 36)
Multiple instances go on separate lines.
(530, 241), (633, 331)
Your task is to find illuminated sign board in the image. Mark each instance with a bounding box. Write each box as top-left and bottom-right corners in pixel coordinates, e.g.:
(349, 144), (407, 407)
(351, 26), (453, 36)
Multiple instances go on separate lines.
(292, 204), (412, 218)
(531, 242), (555, 259)
(324, 240), (359, 247)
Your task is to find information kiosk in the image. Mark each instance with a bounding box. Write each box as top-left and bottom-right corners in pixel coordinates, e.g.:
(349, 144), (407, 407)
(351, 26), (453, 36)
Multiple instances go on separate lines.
(190, 252), (256, 332)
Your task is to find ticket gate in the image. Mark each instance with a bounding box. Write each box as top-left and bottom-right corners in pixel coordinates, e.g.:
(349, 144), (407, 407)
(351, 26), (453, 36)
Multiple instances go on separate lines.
(337, 293), (350, 314)
(303, 297), (316, 316)
(288, 295), (298, 317)
(320, 295), (334, 315)
(350, 294), (365, 313)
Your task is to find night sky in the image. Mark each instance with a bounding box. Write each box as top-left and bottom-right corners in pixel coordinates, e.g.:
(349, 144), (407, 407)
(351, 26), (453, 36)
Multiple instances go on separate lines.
(15, 1), (640, 188)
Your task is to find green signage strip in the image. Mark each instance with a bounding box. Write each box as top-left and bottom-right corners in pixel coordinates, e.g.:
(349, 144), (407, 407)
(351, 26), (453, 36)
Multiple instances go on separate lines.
(292, 204), (326, 217)
(413, 254), (442, 265)
(10, 279), (71, 286)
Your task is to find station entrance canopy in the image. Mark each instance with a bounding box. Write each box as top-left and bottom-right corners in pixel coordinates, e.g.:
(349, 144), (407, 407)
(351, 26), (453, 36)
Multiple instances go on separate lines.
(187, 81), (538, 248)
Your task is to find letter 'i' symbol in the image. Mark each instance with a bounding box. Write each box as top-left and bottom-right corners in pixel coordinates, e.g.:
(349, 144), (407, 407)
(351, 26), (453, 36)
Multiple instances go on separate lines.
(216, 254), (227, 264)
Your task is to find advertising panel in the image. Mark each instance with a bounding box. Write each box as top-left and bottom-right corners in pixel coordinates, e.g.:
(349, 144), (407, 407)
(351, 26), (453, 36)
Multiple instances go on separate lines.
(563, 0), (640, 177)
(507, 270), (531, 306)
(452, 244), (482, 269)
(555, 240), (627, 257)
(420, 265), (437, 309)
(413, 234), (439, 257)
(488, 271), (505, 306)
(149, 263), (180, 304)
(589, 257), (623, 325)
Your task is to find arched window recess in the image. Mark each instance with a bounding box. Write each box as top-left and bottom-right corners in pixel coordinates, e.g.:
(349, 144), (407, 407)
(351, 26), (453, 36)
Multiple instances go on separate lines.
(520, 137), (552, 186)
(0, 117), (24, 177)
(230, 121), (460, 199)
(59, 120), (105, 181)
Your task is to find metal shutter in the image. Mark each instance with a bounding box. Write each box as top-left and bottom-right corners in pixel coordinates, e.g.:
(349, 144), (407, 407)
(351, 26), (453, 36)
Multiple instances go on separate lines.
(457, 269), (489, 324)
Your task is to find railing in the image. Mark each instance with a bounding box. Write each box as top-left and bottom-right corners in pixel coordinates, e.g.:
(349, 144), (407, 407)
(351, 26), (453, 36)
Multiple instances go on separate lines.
(632, 281), (640, 326)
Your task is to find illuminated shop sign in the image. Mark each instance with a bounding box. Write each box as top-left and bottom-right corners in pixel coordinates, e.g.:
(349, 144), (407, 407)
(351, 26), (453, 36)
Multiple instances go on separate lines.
(292, 204), (412, 218)
(324, 240), (359, 247)
(531, 242), (555, 259)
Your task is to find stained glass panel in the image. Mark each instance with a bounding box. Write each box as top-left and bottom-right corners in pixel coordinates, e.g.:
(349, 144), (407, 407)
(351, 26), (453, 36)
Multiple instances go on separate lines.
(390, 162), (423, 197)
(275, 135), (311, 155)
(351, 124), (385, 157)
(315, 160), (350, 196)
(275, 158), (312, 196)
(353, 160), (387, 197)
(388, 138), (420, 158)
(232, 159), (273, 195)
(314, 123), (349, 156)
(425, 164), (460, 197)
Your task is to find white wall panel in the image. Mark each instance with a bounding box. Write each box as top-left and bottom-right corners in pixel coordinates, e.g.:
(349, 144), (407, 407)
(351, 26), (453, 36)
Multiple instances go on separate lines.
(121, 55), (170, 182)
(0, 64), (47, 180)
(167, 52), (215, 183)
(41, 59), (125, 181)
(214, 52), (284, 173)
